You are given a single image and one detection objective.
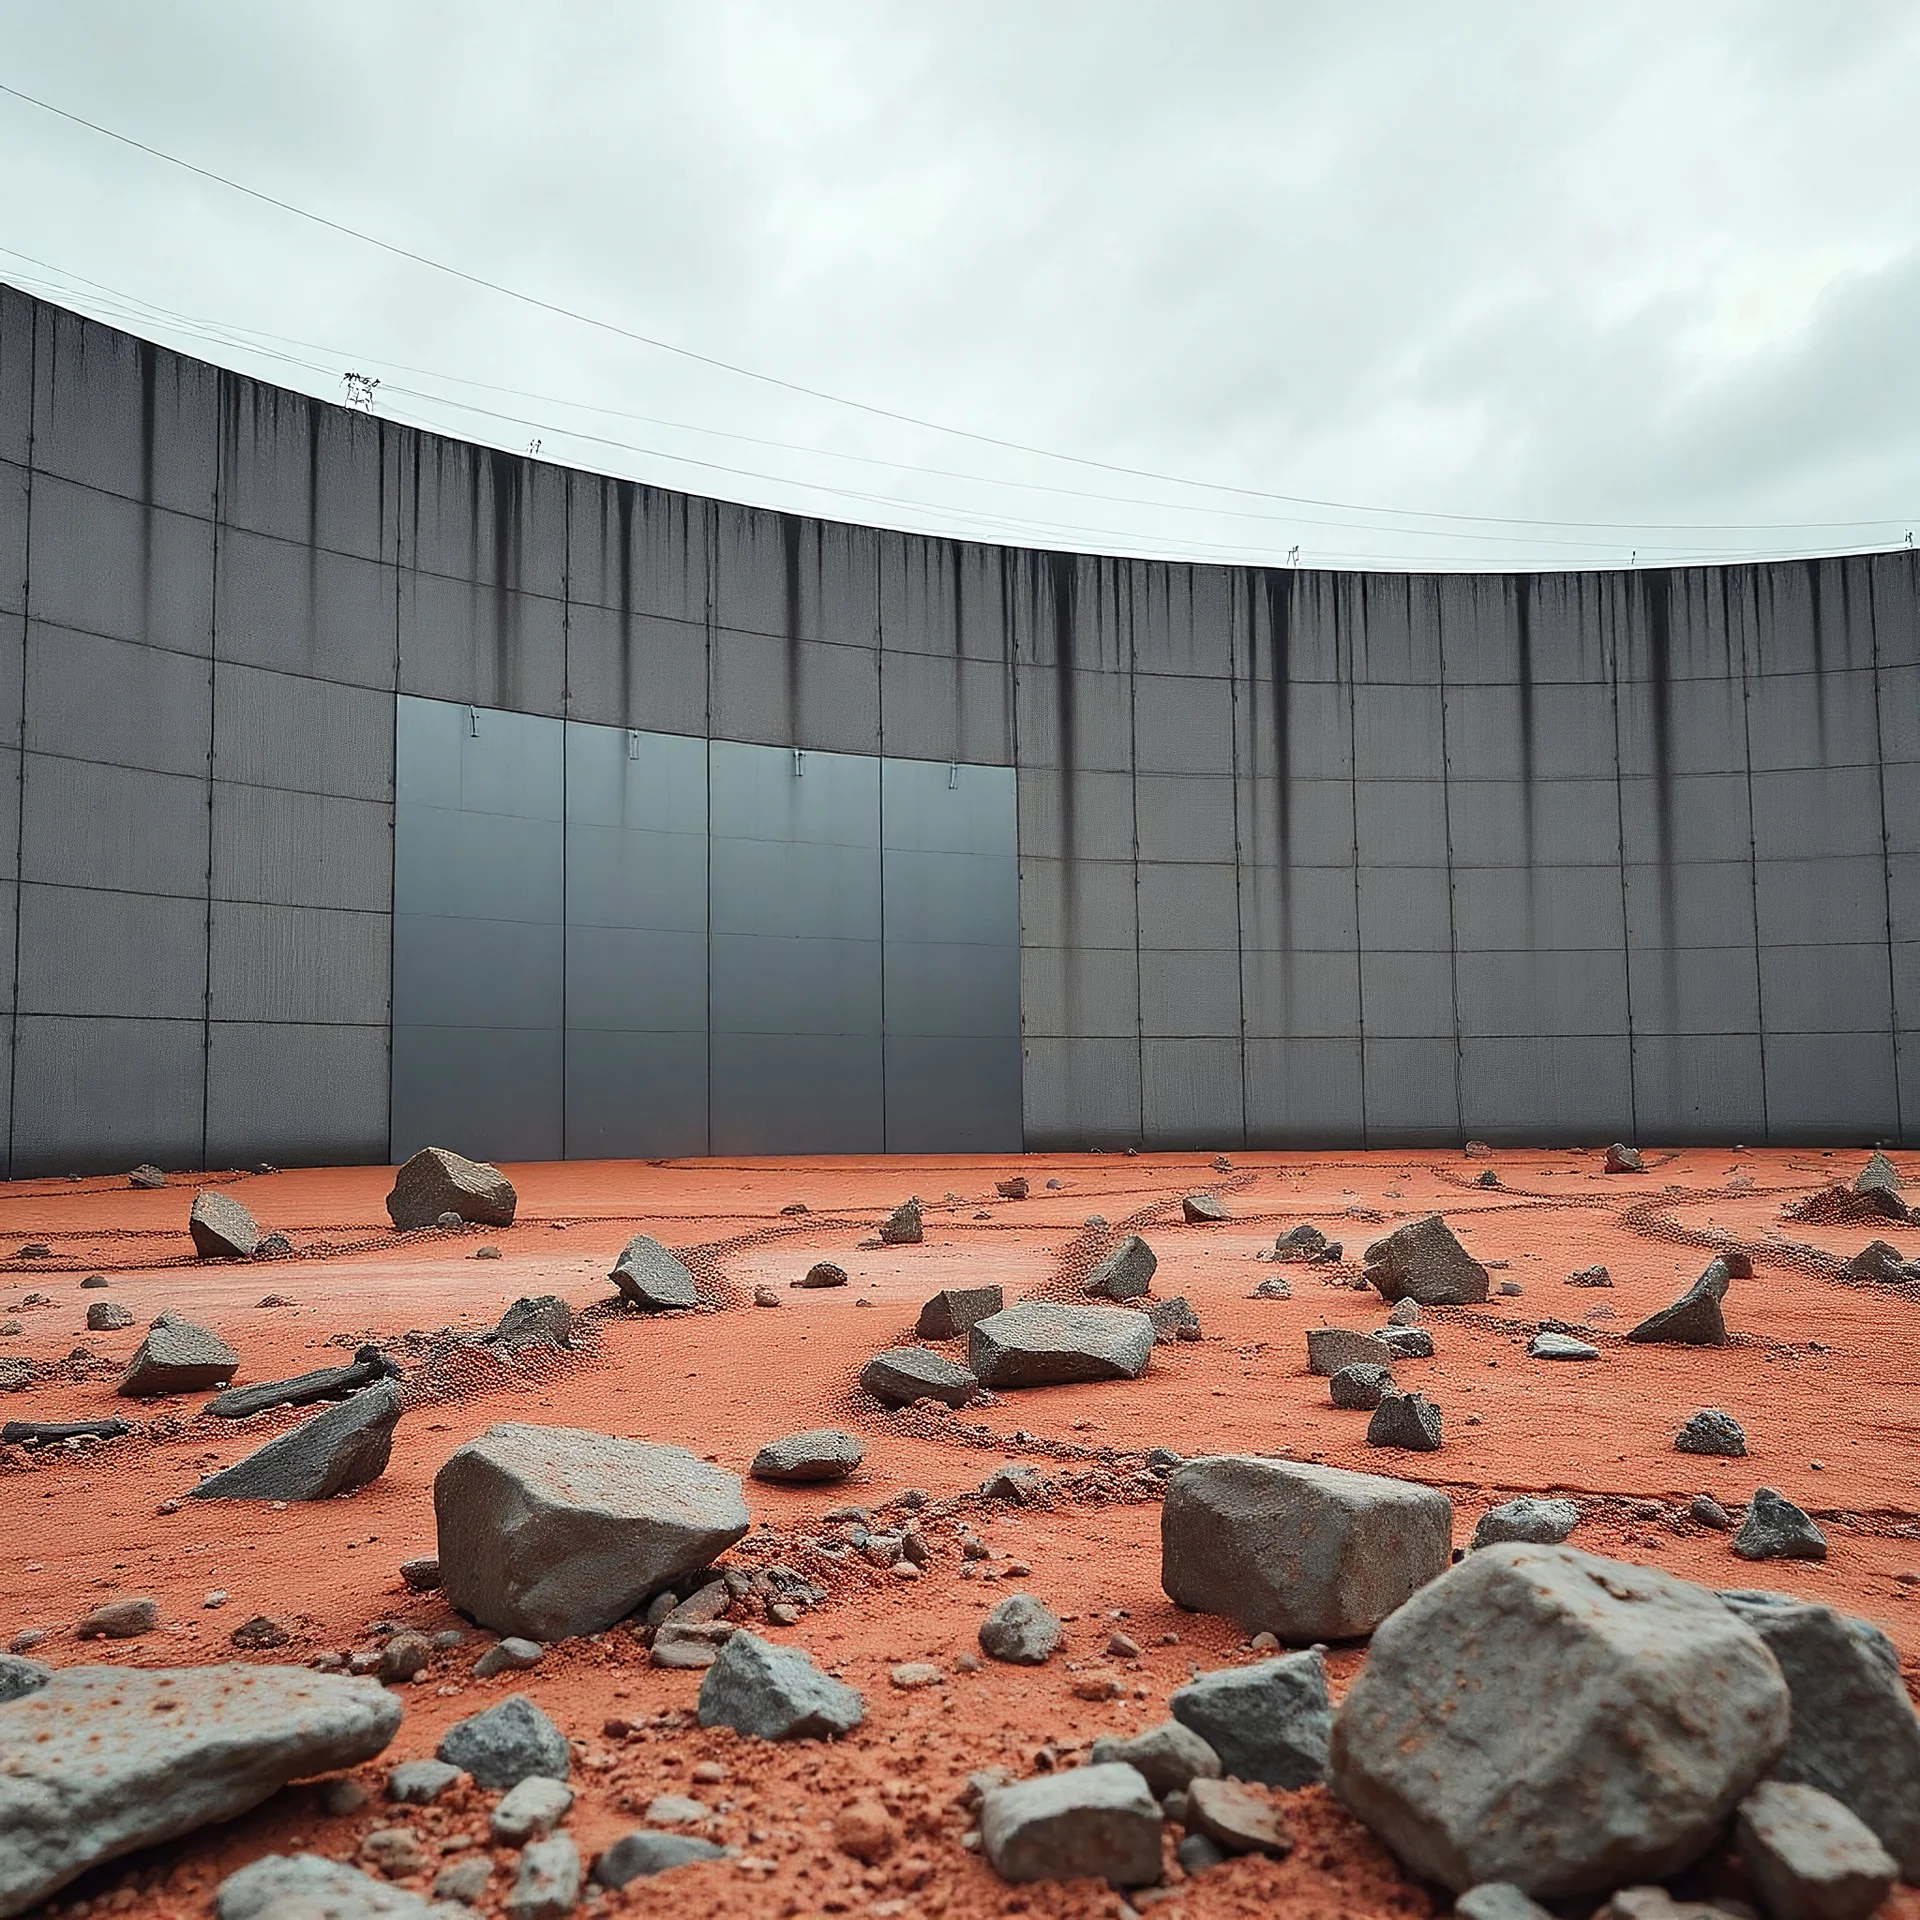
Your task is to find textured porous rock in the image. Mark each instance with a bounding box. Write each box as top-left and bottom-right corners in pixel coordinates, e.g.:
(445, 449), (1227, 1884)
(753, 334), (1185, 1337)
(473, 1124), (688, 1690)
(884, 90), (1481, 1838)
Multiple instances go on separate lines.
(1844, 1240), (1920, 1284)
(1568, 1265), (1614, 1287)
(859, 1346), (978, 1409)
(696, 1631), (864, 1740)
(190, 1190), (262, 1260)
(979, 1594), (1062, 1665)
(1374, 1325), (1435, 1359)
(492, 1775), (575, 1846)
(1183, 1776), (1294, 1858)
(749, 1429), (864, 1485)
(483, 1296), (574, 1351)
(592, 1832), (728, 1886)
(915, 1285), (1003, 1340)
(1606, 1143), (1646, 1173)
(981, 1463), (1044, 1503)
(1736, 1780), (1895, 1920)
(216, 1854), (435, 1920)
(1362, 1215), (1489, 1305)
(129, 1164), (167, 1190)
(1087, 1720), (1222, 1797)
(1170, 1649), (1331, 1787)
(1146, 1296), (1201, 1343)
(1251, 1275), (1294, 1299)
(1273, 1224), (1338, 1263)
(0, 1655), (49, 1703)
(968, 1303), (1153, 1387)
(995, 1176), (1030, 1200)
(1085, 1234), (1157, 1301)
(1328, 1543), (1791, 1896)
(117, 1317), (239, 1397)
(1733, 1488), (1828, 1562)
(794, 1262), (847, 1288)
(1330, 1361), (1394, 1410)
(86, 1300), (135, 1332)
(1854, 1149), (1904, 1195)
(1307, 1327), (1395, 1377)
(434, 1424), (748, 1640)
(386, 1147), (516, 1229)
(1675, 1408), (1747, 1456)
(438, 1694), (570, 1789)
(880, 1199), (923, 1245)
(208, 1345), (400, 1420)
(1182, 1192), (1226, 1223)
(1530, 1331), (1600, 1361)
(1161, 1456), (1453, 1642)
(1471, 1497), (1580, 1549)
(609, 1236), (698, 1311)
(506, 1834), (580, 1920)
(191, 1379), (404, 1502)
(1367, 1389), (1442, 1451)
(0, 1666), (402, 1916)
(1628, 1259), (1732, 1347)
(979, 1763), (1163, 1889)
(1716, 1590), (1920, 1877)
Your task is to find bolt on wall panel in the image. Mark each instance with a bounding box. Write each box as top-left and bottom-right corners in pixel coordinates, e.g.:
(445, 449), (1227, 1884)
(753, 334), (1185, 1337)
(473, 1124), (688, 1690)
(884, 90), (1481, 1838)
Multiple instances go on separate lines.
(1132, 773), (1236, 865)
(1350, 574), (1442, 686)
(1244, 1036), (1365, 1144)
(402, 439), (567, 599)
(1352, 682), (1445, 779)
(25, 625), (211, 776)
(20, 755), (209, 898)
(1618, 773), (1755, 867)
(1444, 681), (1619, 782)
(211, 665), (395, 803)
(212, 785), (391, 913)
(1355, 865), (1452, 952)
(1136, 861), (1240, 951)
(214, 530), (398, 689)
(710, 628), (880, 755)
(1355, 780), (1449, 867)
(10, 1014), (206, 1176)
(1454, 949), (1630, 1039)
(1239, 778), (1356, 872)
(1132, 676), (1234, 775)
(1745, 669), (1881, 772)
(1623, 861), (1757, 952)
(1238, 678), (1355, 784)
(1358, 949), (1457, 1038)
(1614, 676), (1752, 779)
(1446, 780), (1623, 870)
(567, 478), (708, 619)
(1749, 767), (1887, 860)
(206, 1022), (390, 1167)
(878, 648), (1012, 766)
(1016, 767), (1136, 865)
(1870, 556), (1919, 667)
(1751, 559), (1883, 677)
(1018, 857), (1138, 953)
(711, 506), (878, 647)
(1141, 1036), (1244, 1147)
(1011, 550), (1130, 674)
(1754, 856), (1888, 947)
(1129, 561), (1235, 677)
(0, 747), (18, 882)
(1881, 668), (1920, 761)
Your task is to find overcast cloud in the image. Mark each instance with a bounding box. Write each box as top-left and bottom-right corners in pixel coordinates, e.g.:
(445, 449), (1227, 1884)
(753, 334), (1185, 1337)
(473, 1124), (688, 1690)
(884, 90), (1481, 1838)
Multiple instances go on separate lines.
(2, 1), (1917, 569)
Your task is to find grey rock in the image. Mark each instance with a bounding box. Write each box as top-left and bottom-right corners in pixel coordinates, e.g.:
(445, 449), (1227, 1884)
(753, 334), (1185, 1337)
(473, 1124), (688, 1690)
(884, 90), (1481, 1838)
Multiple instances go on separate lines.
(1606, 1143), (1646, 1173)
(434, 1424), (748, 1639)
(1086, 1234), (1157, 1301)
(1737, 1780), (1895, 1920)
(1273, 1224), (1331, 1263)
(649, 1622), (728, 1669)
(191, 1190), (262, 1259)
(435, 1858), (495, 1905)
(915, 1285), (1003, 1339)
(76, 1598), (157, 1639)
(387, 1147), (517, 1229)
(388, 1759), (464, 1805)
(1367, 1389), (1443, 1451)
(506, 1834), (580, 1920)
(609, 1236), (698, 1311)
(1182, 1192), (1226, 1223)
(1471, 1497), (1580, 1549)
(86, 1300), (135, 1331)
(1675, 1409), (1747, 1457)
(129, 1164), (167, 1190)
(190, 1379), (404, 1502)
(980, 1763), (1163, 1888)
(437, 1694), (570, 1789)
(1307, 1327), (1395, 1376)
(473, 1637), (544, 1679)
(979, 1593), (1062, 1665)
(1146, 1295), (1201, 1344)
(1161, 1456), (1453, 1641)
(483, 1296), (574, 1351)
(1456, 1886), (1557, 1920)
(1844, 1240), (1920, 1284)
(1375, 1325), (1435, 1360)
(592, 1832), (728, 1886)
(794, 1262), (848, 1288)
(217, 1854), (436, 1920)
(969, 1303), (1153, 1387)
(1251, 1276), (1294, 1299)
(1329, 1543), (1791, 1896)
(80, 1274), (109, 1287)
(859, 1346), (978, 1409)
(1854, 1149), (1904, 1195)
(207, 1344), (400, 1420)
(1087, 1720), (1222, 1797)
(1330, 1361), (1395, 1409)
(492, 1775), (575, 1845)
(880, 1198), (923, 1244)
(0, 1665), (403, 1916)
(1691, 1494), (1732, 1529)
(1387, 1299), (1421, 1326)
(1183, 1776), (1294, 1857)
(696, 1630), (864, 1740)
(1733, 1488), (1828, 1562)
(981, 1463), (1045, 1503)
(1170, 1649), (1332, 1788)
(0, 1655), (49, 1702)
(1568, 1266), (1614, 1287)
(117, 1316), (239, 1397)
(1627, 1258), (1732, 1347)
(400, 1556), (441, 1592)
(1176, 1833), (1228, 1875)
(2, 1416), (130, 1447)
(1362, 1215), (1490, 1306)
(750, 1428), (864, 1484)
(1530, 1331), (1600, 1361)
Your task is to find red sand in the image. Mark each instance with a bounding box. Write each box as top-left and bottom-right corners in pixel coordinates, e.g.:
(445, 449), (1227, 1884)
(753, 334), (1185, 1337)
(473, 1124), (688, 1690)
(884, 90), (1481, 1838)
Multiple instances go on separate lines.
(3, 1146), (1918, 1920)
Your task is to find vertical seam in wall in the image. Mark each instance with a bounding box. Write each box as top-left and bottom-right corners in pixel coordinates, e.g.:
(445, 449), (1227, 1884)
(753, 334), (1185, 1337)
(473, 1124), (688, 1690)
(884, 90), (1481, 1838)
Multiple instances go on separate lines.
(1436, 585), (1466, 1142)
(6, 301), (37, 1180)
(1125, 565), (1144, 1145)
(875, 536), (888, 1153)
(1229, 573), (1249, 1149)
(1343, 588), (1368, 1142)
(1607, 578), (1641, 1144)
(202, 387), (223, 1172)
(558, 469), (571, 1160)
(385, 429), (403, 1165)
(703, 498), (715, 1157)
(1865, 562), (1903, 1145)
(1736, 571), (1771, 1142)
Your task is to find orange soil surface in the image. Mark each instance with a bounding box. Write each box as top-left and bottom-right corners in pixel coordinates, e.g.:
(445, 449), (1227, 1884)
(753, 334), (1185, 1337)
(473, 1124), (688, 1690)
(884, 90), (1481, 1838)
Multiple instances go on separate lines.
(2, 1145), (1918, 1920)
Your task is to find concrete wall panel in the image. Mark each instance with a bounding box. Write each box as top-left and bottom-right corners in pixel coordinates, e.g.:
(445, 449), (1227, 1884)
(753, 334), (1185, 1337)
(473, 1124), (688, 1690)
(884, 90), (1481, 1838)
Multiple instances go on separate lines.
(11, 1015), (205, 1174)
(25, 624), (210, 774)
(1021, 1036), (1141, 1148)
(212, 786), (391, 913)
(212, 664), (393, 801)
(26, 476), (215, 653)
(214, 528), (397, 688)
(16, 884), (206, 1019)
(20, 755), (208, 896)
(1142, 1036), (1243, 1146)
(1244, 1036), (1364, 1143)
(206, 1021), (389, 1165)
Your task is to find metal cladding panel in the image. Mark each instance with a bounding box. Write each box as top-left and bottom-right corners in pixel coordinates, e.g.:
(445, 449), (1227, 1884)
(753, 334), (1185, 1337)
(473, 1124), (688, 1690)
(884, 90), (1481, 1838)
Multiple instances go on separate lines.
(711, 628), (881, 754)
(217, 384), (397, 561)
(1454, 949), (1630, 1039)
(1618, 773), (1754, 866)
(1362, 1035), (1462, 1141)
(710, 1032), (884, 1154)
(1019, 946), (1139, 1039)
(1359, 949), (1457, 1038)
(878, 533), (1011, 662)
(1021, 1036), (1141, 1148)
(397, 572), (567, 716)
(1868, 554), (1920, 668)
(16, 885), (205, 1020)
(396, 693), (562, 818)
(1629, 947), (1763, 1037)
(1018, 856), (1137, 951)
(1891, 942), (1919, 1036)
(1883, 669), (1920, 761)
(26, 477), (216, 653)
(1890, 767), (1920, 855)
(403, 439), (567, 598)
(1763, 1031), (1901, 1142)
(1243, 1036), (1364, 1143)
(1759, 944), (1895, 1036)
(0, 746), (18, 880)
(1013, 665), (1135, 772)
(1746, 670), (1881, 772)
(566, 478), (707, 619)
(1241, 779), (1355, 871)
(25, 625), (211, 775)
(20, 756), (208, 897)
(884, 1035), (1021, 1152)
(389, 1022), (563, 1165)
(1615, 676), (1750, 779)
(884, 939), (1020, 1039)
(1016, 768), (1136, 864)
(711, 507), (878, 646)
(565, 1028), (708, 1158)
(212, 665), (394, 802)
(565, 601), (708, 734)
(1355, 780), (1449, 867)
(883, 849), (1019, 949)
(209, 902), (389, 1025)
(882, 755), (1015, 856)
(205, 1022), (390, 1166)
(1630, 1033), (1766, 1140)
(1901, 1033), (1920, 1145)
(393, 914), (564, 1030)
(1351, 575), (1442, 686)
(567, 925), (707, 1033)
(1622, 861), (1755, 953)
(1133, 774), (1236, 864)
(213, 529), (398, 688)
(1130, 562), (1235, 677)
(1356, 865), (1452, 952)
(0, 287), (32, 466)
(10, 1015), (205, 1174)
(1012, 549), (1130, 674)
(711, 844), (880, 944)
(1754, 856), (1888, 947)
(1242, 948), (1363, 1038)
(1750, 767), (1886, 860)
(1139, 948), (1241, 1038)
(1447, 780), (1622, 869)
(1133, 676), (1234, 775)
(1353, 682), (1445, 779)
(1459, 1037), (1635, 1140)
(879, 648), (1012, 766)
(1451, 866), (1627, 952)
(1238, 678), (1355, 783)
(710, 933), (881, 1035)
(1141, 1037), (1244, 1147)
(0, 459), (25, 616)
(1241, 862), (1360, 956)
(1443, 682), (1617, 781)
(212, 785), (391, 913)
(566, 722), (707, 863)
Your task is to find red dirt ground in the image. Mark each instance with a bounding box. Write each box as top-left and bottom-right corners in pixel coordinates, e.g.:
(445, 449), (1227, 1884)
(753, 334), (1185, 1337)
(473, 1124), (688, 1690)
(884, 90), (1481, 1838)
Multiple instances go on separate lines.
(3, 1145), (1918, 1920)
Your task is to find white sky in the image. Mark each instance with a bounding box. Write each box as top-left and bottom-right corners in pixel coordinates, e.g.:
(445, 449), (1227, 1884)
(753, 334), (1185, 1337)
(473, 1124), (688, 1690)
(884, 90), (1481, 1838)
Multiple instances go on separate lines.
(2, 1), (1918, 570)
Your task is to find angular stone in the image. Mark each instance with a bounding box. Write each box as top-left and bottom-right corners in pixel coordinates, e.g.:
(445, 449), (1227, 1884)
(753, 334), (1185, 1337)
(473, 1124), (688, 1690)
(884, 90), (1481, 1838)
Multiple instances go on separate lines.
(969, 1303), (1153, 1388)
(1086, 1234), (1157, 1301)
(880, 1199), (923, 1244)
(1691, 1494), (1732, 1529)
(914, 1285), (1003, 1340)
(1182, 1192), (1226, 1223)
(191, 1190), (262, 1259)
(435, 1424), (749, 1640)
(609, 1236), (697, 1311)
(794, 1262), (848, 1288)
(1183, 1776), (1293, 1858)
(207, 1345), (401, 1420)
(1628, 1259), (1732, 1346)
(996, 1176), (1030, 1200)
(1737, 1780), (1895, 1920)
(129, 1164), (167, 1190)
(696, 1630), (865, 1740)
(1087, 1720), (1221, 1797)
(750, 1429), (864, 1484)
(506, 1833), (580, 1920)
(1146, 1296), (1200, 1344)
(217, 1854), (434, 1920)
(1606, 1143), (1646, 1173)
(1472, 1497), (1580, 1549)
(1854, 1149), (1904, 1196)
(1374, 1325), (1435, 1359)
(191, 1379), (404, 1502)
(77, 1599), (157, 1639)
(1675, 1409), (1747, 1456)
(1367, 1389), (1442, 1451)
(1330, 1361), (1394, 1410)
(1307, 1327), (1394, 1376)
(400, 1556), (440, 1592)
(1734, 1488), (1827, 1562)
(473, 1637), (545, 1679)
(0, 1655), (49, 1703)
(592, 1832), (728, 1886)
(492, 1775), (575, 1845)
(979, 1763), (1162, 1888)
(2, 1416), (131, 1447)
(1161, 1456), (1453, 1641)
(0, 1666), (402, 1915)
(86, 1300), (135, 1331)
(438, 1694), (570, 1789)
(859, 1346), (978, 1409)
(1844, 1240), (1920, 1284)
(229, 1616), (291, 1650)
(1329, 1543), (1791, 1896)
(1251, 1276), (1293, 1299)
(1568, 1266), (1613, 1287)
(1530, 1331), (1600, 1361)
(1362, 1215), (1489, 1305)
(1457, 1886), (1557, 1920)
(386, 1147), (516, 1229)
(484, 1296), (574, 1351)
(387, 1759), (463, 1805)
(1170, 1650), (1331, 1787)
(1272, 1224), (1330, 1263)
(436, 1858), (495, 1905)
(979, 1594), (1062, 1665)
(981, 1463), (1044, 1503)
(117, 1316), (239, 1397)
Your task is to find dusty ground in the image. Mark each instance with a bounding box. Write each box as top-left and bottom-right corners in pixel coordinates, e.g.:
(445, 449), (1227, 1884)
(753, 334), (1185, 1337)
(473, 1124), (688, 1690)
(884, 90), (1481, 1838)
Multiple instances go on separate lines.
(3, 1144), (1918, 1920)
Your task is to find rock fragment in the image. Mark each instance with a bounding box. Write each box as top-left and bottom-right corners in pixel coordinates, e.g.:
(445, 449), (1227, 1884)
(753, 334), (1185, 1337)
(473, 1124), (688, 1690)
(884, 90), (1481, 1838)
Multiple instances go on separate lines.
(492, 1776), (575, 1846)
(592, 1832), (727, 1885)
(914, 1285), (1003, 1339)
(1367, 1389), (1442, 1451)
(1854, 1149), (1904, 1196)
(1733, 1488), (1828, 1562)
(1471, 1497), (1580, 1549)
(76, 1598), (158, 1639)
(1530, 1331), (1600, 1361)
(969, 1303), (1153, 1387)
(1182, 1193), (1226, 1223)
(859, 1346), (978, 1409)
(696, 1631), (864, 1741)
(1456, 1886), (1557, 1920)
(85, 1300), (135, 1331)
(1690, 1494), (1732, 1530)
(1183, 1776), (1294, 1858)
(1362, 1215), (1489, 1305)
(190, 1190), (262, 1260)
(1606, 1143), (1646, 1173)
(979, 1594), (1062, 1665)
(1675, 1409), (1747, 1456)
(609, 1236), (697, 1311)
(1085, 1234), (1156, 1301)
(979, 1763), (1162, 1888)
(1628, 1259), (1732, 1346)
(1330, 1361), (1394, 1409)
(794, 1262), (848, 1288)
(1568, 1266), (1613, 1287)
(996, 1176), (1030, 1200)
(208, 1345), (401, 1421)
(190, 1379), (404, 1502)
(1374, 1325), (1435, 1359)
(437, 1694), (570, 1789)
(217, 1854), (433, 1920)
(1272, 1224), (1337, 1263)
(129, 1164), (167, 1189)
(1170, 1650), (1331, 1787)
(1307, 1326), (1394, 1376)
(473, 1637), (544, 1679)
(1844, 1240), (1920, 1284)
(117, 1316), (239, 1397)
(387, 1759), (463, 1805)
(1087, 1721), (1221, 1797)
(386, 1147), (516, 1229)
(482, 1296), (574, 1351)
(505, 1833), (580, 1920)
(880, 1199), (923, 1244)
(1736, 1779), (1895, 1920)
(749, 1429), (864, 1484)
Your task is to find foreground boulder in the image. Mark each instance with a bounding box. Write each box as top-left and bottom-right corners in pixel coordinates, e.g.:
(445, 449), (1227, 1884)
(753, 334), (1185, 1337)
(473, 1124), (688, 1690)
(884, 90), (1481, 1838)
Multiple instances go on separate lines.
(208, 1344), (400, 1420)
(1161, 1457), (1452, 1641)
(387, 1147), (516, 1229)
(438, 1694), (570, 1789)
(0, 1665), (402, 1915)
(217, 1855), (436, 1920)
(435, 1425), (748, 1639)
(609, 1236), (698, 1310)
(1628, 1259), (1732, 1346)
(190, 1190), (261, 1259)
(1085, 1234), (1156, 1301)
(749, 1429), (864, 1484)
(1170, 1650), (1331, 1787)
(915, 1285), (1003, 1340)
(1362, 1215), (1489, 1305)
(1736, 1780), (1895, 1920)
(697, 1631), (864, 1740)
(980, 1763), (1162, 1888)
(969, 1303), (1153, 1387)
(191, 1379), (404, 1502)
(1329, 1544), (1790, 1896)
(117, 1316), (239, 1398)
(859, 1346), (978, 1409)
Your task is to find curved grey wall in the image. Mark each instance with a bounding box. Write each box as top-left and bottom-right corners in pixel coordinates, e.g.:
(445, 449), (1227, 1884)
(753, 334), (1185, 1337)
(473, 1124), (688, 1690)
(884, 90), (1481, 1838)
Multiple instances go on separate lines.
(0, 282), (1912, 1170)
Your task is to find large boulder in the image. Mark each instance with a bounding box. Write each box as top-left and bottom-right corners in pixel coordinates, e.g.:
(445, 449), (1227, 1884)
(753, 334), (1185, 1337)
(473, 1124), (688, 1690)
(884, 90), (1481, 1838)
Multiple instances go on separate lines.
(968, 1303), (1153, 1388)
(387, 1147), (516, 1229)
(116, 1316), (239, 1398)
(859, 1347), (978, 1409)
(697, 1631), (864, 1741)
(749, 1429), (864, 1484)
(0, 1665), (402, 1916)
(915, 1286), (1003, 1340)
(1627, 1259), (1731, 1346)
(190, 1190), (261, 1259)
(609, 1236), (698, 1311)
(434, 1424), (749, 1640)
(1161, 1456), (1453, 1641)
(1085, 1234), (1157, 1301)
(437, 1694), (570, 1789)
(207, 1345), (400, 1420)
(190, 1379), (403, 1502)
(1170, 1650), (1332, 1787)
(1329, 1544), (1791, 1896)
(980, 1763), (1162, 1888)
(1362, 1216), (1489, 1305)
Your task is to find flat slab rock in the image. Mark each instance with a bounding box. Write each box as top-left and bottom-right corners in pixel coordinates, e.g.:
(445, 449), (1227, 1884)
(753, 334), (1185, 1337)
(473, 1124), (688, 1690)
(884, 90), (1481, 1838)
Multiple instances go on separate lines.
(0, 1666), (402, 1916)
(190, 1378), (404, 1502)
(217, 1854), (447, 1920)
(859, 1346), (978, 1409)
(208, 1345), (400, 1420)
(117, 1316), (239, 1398)
(609, 1236), (698, 1311)
(1362, 1215), (1490, 1305)
(1307, 1327), (1395, 1376)
(980, 1762), (1163, 1888)
(386, 1146), (517, 1229)
(1736, 1780), (1894, 1920)
(968, 1302), (1153, 1388)
(749, 1428), (864, 1484)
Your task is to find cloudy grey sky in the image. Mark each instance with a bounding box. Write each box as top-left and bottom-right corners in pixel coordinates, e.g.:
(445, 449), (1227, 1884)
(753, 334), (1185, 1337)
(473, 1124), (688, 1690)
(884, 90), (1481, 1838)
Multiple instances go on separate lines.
(3, 1), (1918, 569)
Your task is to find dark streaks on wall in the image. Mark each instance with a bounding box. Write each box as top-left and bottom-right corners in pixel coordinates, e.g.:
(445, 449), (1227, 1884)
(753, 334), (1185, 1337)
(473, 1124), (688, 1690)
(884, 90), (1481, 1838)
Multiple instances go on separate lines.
(615, 478), (635, 722)
(780, 511), (803, 740)
(1043, 547), (1078, 872)
(1262, 567), (1294, 917)
(1643, 568), (1677, 953)
(1514, 574), (1537, 873)
(485, 447), (524, 711)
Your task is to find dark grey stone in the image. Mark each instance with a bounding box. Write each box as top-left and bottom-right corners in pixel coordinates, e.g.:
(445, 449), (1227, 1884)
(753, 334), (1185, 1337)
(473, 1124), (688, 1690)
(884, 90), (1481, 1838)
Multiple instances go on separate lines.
(129, 1165), (167, 1190)
(1307, 1327), (1395, 1376)
(880, 1199), (923, 1244)
(217, 1854), (436, 1920)
(1455, 1885), (1558, 1920)
(85, 1300), (135, 1332)
(387, 1147), (517, 1229)
(0, 1655), (49, 1703)
(1567, 1266), (1613, 1287)
(979, 1593), (1062, 1665)
(696, 1630), (864, 1740)
(1170, 1649), (1332, 1788)
(750, 1429), (864, 1484)
(116, 1317), (240, 1397)
(1606, 1143), (1646, 1172)
(859, 1346), (978, 1409)
(1733, 1488), (1827, 1562)
(979, 1763), (1162, 1888)
(1844, 1240), (1920, 1284)
(915, 1285), (1004, 1338)
(1330, 1361), (1394, 1409)
(190, 1378), (404, 1502)
(1176, 1833), (1228, 1875)
(1854, 1150), (1903, 1196)
(1628, 1259), (1731, 1347)
(794, 1262), (848, 1288)
(968, 1303), (1153, 1387)
(1362, 1216), (1489, 1306)
(1471, 1497), (1580, 1549)
(484, 1296), (574, 1351)
(609, 1236), (698, 1311)
(1691, 1494), (1732, 1529)
(1367, 1389), (1443, 1452)
(1530, 1331), (1600, 1361)
(437, 1693), (570, 1789)
(1182, 1193), (1226, 1223)
(1, 1417), (131, 1446)
(1087, 1720), (1221, 1796)
(1146, 1296), (1201, 1344)
(191, 1190), (261, 1260)
(1086, 1234), (1157, 1300)
(206, 1345), (401, 1420)
(1272, 1225), (1330, 1263)
(1736, 1780), (1895, 1920)
(592, 1831), (728, 1886)
(1374, 1325), (1435, 1360)
(1674, 1409), (1746, 1456)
